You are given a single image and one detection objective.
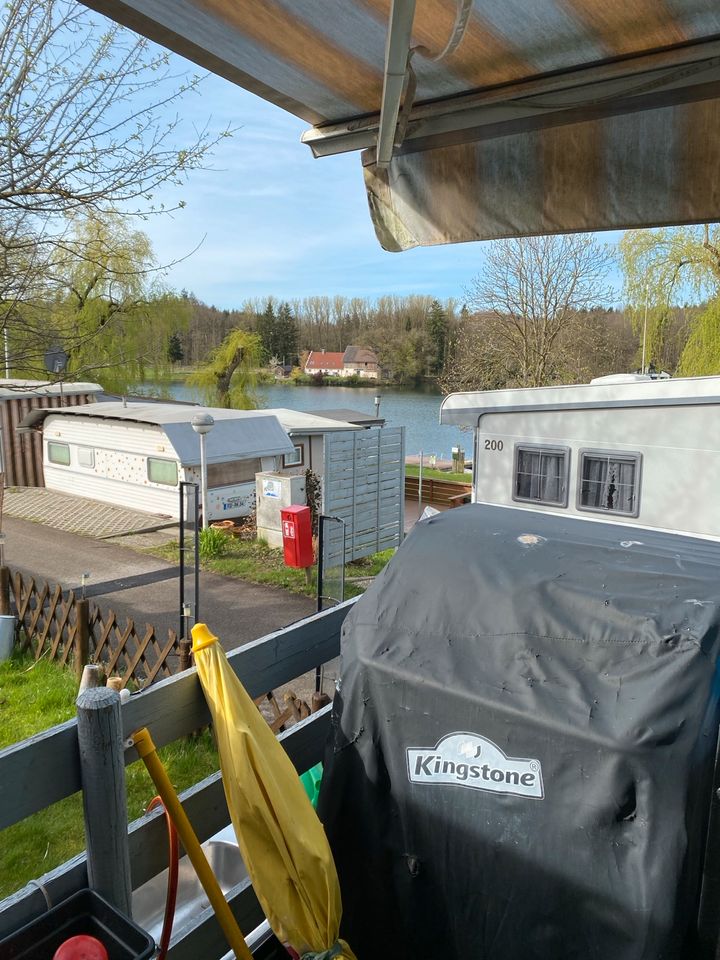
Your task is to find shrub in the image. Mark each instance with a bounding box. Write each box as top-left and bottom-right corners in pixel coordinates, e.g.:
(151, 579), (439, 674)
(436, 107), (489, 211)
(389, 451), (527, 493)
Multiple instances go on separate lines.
(199, 527), (232, 561)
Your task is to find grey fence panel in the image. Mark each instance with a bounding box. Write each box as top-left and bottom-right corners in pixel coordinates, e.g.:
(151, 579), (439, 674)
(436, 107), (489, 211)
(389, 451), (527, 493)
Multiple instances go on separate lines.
(0, 706), (332, 940)
(0, 600), (356, 830)
(323, 427), (405, 562)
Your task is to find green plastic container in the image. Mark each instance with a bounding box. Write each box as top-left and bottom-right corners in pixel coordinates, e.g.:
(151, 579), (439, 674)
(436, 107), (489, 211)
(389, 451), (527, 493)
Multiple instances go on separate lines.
(300, 762), (323, 808)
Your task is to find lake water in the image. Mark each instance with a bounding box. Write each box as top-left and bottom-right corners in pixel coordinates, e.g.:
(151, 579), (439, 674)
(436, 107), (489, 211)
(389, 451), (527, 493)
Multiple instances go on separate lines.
(135, 380), (472, 460)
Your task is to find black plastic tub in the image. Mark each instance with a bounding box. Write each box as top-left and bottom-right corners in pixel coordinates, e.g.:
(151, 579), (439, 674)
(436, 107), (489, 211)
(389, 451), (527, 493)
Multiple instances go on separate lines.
(0, 889), (154, 960)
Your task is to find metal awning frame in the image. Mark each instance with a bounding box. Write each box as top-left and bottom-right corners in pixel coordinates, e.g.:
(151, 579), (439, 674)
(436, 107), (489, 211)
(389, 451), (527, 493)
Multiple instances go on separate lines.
(303, 36), (720, 161)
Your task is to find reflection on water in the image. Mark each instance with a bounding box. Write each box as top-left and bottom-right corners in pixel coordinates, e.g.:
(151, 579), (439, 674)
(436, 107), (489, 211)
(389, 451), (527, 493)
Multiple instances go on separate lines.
(134, 380), (472, 459)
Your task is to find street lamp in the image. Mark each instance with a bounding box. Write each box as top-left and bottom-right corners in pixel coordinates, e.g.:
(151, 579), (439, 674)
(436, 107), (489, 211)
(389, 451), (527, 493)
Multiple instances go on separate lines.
(191, 412), (215, 529)
(374, 394), (382, 418)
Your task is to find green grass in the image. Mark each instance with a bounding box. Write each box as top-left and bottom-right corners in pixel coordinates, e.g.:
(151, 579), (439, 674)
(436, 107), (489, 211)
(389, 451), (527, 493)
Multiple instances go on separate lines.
(405, 465), (471, 484)
(151, 538), (394, 600)
(0, 655), (218, 900)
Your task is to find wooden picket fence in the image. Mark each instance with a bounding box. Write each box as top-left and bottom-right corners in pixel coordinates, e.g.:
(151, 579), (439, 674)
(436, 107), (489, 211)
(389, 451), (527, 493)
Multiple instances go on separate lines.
(4, 567), (182, 687)
(2, 566), (318, 727)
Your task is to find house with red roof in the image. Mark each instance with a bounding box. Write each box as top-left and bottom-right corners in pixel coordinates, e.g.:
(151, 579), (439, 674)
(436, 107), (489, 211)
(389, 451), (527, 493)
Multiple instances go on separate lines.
(304, 350), (345, 376)
(304, 346), (380, 379)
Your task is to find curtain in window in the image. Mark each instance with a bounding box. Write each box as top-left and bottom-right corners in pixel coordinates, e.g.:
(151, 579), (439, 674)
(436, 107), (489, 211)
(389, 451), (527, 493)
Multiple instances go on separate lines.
(581, 457), (636, 513)
(516, 450), (565, 504)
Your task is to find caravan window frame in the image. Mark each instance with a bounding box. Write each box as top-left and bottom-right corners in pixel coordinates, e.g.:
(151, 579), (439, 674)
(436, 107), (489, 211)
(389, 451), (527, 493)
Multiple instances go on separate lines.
(76, 446), (95, 469)
(147, 456), (178, 487)
(47, 441), (71, 466)
(576, 449), (642, 518)
(512, 443), (570, 508)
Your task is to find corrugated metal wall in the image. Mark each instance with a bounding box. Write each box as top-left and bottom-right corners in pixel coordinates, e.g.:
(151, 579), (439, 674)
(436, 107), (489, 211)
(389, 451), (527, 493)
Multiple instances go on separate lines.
(2, 394), (96, 487)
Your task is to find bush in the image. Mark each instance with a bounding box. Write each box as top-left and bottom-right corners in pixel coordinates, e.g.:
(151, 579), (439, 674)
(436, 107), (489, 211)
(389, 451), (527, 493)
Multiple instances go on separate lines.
(199, 527), (232, 561)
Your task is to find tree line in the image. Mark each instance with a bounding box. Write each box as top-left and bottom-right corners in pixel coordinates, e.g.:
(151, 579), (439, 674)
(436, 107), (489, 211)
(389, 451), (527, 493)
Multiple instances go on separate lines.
(176, 292), (460, 383)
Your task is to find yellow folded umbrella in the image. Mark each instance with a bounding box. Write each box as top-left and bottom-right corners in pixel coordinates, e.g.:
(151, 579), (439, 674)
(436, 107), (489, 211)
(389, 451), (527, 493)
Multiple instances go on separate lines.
(191, 623), (356, 960)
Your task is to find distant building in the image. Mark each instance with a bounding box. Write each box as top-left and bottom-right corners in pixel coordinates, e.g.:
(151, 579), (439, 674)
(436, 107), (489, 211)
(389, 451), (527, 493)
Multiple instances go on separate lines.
(304, 350), (345, 376)
(342, 345), (379, 379)
(305, 346), (380, 379)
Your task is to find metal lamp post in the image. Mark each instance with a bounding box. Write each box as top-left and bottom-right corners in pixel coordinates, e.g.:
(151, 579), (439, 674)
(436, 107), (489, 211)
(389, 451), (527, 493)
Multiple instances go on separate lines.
(191, 413), (215, 529)
(374, 394), (382, 418)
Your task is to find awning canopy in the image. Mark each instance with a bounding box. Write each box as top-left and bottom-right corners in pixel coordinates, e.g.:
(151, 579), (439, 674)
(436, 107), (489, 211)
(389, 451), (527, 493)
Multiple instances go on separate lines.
(82, 0), (720, 249)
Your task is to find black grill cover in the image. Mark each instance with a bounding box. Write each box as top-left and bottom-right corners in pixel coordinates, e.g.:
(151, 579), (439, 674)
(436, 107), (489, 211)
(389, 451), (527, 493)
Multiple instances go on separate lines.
(319, 506), (720, 960)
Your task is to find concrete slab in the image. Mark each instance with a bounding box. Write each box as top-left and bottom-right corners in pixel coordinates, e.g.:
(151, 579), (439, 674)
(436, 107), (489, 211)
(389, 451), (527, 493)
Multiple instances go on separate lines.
(3, 487), (175, 539)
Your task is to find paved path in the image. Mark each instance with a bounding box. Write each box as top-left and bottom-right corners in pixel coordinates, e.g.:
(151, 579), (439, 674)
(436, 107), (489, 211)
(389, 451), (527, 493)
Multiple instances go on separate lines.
(4, 516), (315, 651)
(4, 487), (175, 539)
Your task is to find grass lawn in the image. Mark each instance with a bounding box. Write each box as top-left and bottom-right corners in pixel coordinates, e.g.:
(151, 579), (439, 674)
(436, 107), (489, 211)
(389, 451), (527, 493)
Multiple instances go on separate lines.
(0, 655), (219, 901)
(405, 465), (471, 484)
(151, 537), (395, 600)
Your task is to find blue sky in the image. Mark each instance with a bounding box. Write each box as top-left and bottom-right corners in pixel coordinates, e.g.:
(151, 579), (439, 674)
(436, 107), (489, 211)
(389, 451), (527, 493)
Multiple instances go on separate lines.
(147, 72), (624, 310)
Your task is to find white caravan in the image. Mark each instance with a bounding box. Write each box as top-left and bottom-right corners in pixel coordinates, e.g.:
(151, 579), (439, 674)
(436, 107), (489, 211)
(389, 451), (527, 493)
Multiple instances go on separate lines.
(440, 374), (720, 541)
(19, 402), (294, 521)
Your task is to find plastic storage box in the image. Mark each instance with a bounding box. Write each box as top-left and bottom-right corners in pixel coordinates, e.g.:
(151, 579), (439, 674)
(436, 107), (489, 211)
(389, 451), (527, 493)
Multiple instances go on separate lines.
(0, 888), (154, 960)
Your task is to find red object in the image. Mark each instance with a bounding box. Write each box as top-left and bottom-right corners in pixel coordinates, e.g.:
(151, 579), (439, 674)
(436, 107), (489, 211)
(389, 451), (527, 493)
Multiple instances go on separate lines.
(280, 505), (314, 568)
(53, 935), (109, 960)
(146, 795), (179, 960)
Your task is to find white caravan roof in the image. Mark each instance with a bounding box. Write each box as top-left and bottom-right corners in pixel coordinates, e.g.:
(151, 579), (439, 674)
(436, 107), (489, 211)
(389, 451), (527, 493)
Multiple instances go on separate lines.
(440, 375), (720, 427)
(21, 402), (294, 466)
(0, 379), (102, 399)
(262, 408), (362, 436)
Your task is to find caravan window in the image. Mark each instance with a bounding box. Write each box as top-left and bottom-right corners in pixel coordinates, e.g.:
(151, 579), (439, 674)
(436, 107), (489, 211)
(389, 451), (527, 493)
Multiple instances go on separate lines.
(147, 457), (178, 486)
(513, 444), (569, 506)
(48, 442), (70, 466)
(77, 446), (95, 468)
(206, 458), (261, 488)
(578, 451), (641, 517)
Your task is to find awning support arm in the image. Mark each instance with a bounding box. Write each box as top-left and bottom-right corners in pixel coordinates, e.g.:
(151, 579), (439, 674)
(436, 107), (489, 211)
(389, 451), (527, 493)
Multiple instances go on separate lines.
(376, 0), (416, 168)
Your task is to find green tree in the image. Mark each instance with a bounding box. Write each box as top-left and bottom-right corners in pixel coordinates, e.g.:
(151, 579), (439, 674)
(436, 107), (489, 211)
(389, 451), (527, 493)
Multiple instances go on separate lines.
(9, 211), (189, 390)
(275, 301), (298, 365)
(0, 0), (228, 375)
(427, 299), (448, 374)
(676, 301), (720, 376)
(255, 299), (277, 363)
(167, 332), (184, 364)
(188, 328), (261, 408)
(620, 226), (720, 374)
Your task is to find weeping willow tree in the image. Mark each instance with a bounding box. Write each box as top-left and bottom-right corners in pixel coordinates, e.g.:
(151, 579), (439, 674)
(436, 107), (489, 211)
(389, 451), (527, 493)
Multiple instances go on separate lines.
(619, 226), (720, 374)
(188, 329), (261, 408)
(677, 301), (720, 376)
(8, 210), (189, 390)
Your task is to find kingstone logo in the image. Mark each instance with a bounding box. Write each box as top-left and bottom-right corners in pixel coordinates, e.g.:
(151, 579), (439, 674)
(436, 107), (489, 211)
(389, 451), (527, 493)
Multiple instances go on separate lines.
(407, 732), (544, 800)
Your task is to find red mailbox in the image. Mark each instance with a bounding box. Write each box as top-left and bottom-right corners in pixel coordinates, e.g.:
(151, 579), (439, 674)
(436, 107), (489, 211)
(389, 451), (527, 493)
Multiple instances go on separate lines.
(280, 505), (314, 568)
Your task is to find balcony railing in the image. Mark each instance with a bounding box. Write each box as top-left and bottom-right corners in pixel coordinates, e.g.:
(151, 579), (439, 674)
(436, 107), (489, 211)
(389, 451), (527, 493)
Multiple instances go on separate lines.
(0, 597), (357, 957)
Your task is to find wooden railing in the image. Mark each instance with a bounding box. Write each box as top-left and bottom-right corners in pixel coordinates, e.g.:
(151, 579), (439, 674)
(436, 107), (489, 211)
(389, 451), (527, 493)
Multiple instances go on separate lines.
(0, 598), (357, 957)
(404, 474), (471, 506)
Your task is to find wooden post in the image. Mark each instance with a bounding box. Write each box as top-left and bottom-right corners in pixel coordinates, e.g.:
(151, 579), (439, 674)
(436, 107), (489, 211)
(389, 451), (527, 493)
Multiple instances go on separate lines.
(75, 598), (90, 683)
(76, 687), (132, 917)
(79, 664), (103, 691)
(178, 637), (192, 672)
(0, 565), (10, 616)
